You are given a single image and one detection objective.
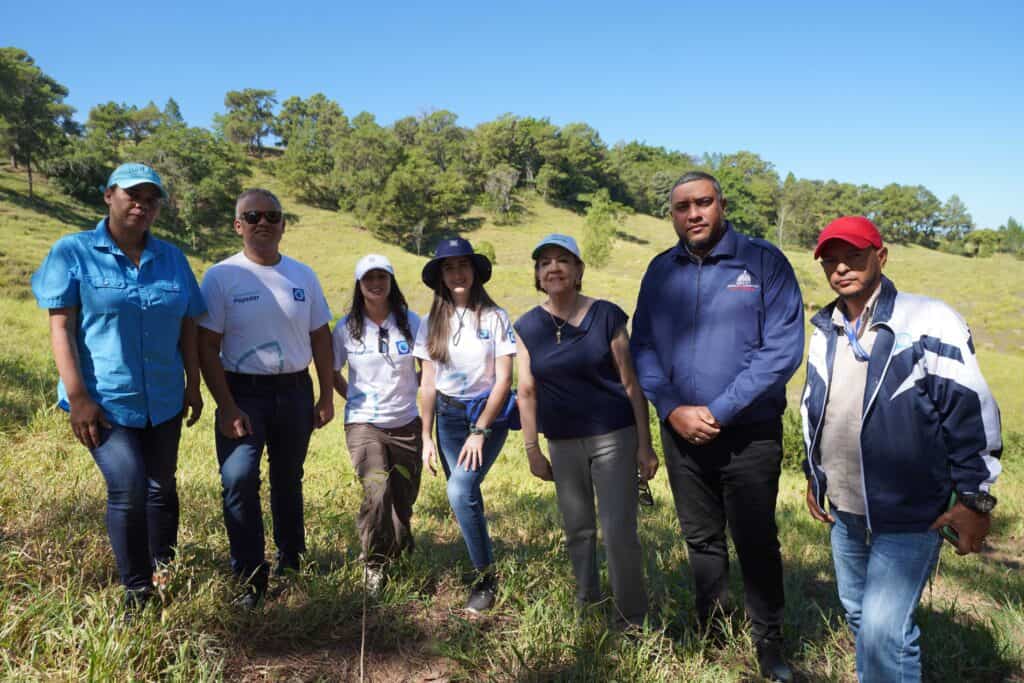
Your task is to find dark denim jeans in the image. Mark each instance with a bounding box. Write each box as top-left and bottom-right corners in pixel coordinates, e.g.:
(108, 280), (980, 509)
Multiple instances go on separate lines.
(435, 394), (509, 570)
(89, 414), (183, 592)
(831, 510), (942, 682)
(216, 371), (314, 578)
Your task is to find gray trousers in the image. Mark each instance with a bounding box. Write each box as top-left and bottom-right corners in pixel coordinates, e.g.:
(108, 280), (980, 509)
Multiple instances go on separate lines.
(548, 425), (647, 625)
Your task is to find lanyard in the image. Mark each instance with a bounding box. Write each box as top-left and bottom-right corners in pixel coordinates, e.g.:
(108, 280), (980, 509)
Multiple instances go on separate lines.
(843, 313), (871, 362)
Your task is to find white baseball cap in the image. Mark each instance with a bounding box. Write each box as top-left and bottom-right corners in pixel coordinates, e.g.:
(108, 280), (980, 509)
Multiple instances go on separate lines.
(354, 254), (395, 281)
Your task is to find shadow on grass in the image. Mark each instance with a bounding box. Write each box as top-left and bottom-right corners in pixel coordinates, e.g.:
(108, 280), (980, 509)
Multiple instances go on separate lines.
(920, 602), (1016, 682)
(614, 230), (650, 245)
(0, 187), (96, 229)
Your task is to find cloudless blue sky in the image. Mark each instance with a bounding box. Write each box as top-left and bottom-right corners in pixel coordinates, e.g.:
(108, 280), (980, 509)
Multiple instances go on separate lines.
(5, 0), (1022, 228)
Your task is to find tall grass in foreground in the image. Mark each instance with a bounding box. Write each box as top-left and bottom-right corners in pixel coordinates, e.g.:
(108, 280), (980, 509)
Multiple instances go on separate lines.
(2, 398), (1022, 681)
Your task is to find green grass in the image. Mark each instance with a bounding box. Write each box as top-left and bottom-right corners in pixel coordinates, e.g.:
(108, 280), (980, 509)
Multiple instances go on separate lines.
(1, 162), (1022, 681)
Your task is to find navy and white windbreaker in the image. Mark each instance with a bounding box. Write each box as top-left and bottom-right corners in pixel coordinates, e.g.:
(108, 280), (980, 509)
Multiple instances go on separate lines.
(632, 223), (805, 426)
(801, 276), (1002, 533)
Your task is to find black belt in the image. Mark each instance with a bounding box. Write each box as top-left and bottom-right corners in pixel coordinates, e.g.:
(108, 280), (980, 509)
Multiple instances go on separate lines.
(225, 370), (310, 389)
(437, 392), (468, 410)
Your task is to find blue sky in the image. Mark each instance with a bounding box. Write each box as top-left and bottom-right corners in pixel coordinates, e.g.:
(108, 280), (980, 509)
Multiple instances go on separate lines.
(5, 0), (1022, 229)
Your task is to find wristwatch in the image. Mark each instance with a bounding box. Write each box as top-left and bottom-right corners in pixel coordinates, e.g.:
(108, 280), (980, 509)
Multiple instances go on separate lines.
(469, 424), (492, 438)
(958, 491), (997, 513)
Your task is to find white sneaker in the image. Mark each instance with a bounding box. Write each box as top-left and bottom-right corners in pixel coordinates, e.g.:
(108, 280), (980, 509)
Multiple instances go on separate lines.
(365, 566), (385, 597)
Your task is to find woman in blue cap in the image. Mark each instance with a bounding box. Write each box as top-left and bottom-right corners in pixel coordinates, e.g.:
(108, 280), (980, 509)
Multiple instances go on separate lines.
(30, 163), (206, 613)
(514, 233), (658, 628)
(413, 237), (515, 613)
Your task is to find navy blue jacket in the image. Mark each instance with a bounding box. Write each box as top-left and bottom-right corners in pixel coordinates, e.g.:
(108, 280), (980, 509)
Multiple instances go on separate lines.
(631, 223), (805, 426)
(801, 276), (1003, 533)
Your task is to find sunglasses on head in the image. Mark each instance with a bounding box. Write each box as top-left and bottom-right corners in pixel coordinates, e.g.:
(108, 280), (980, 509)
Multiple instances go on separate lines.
(240, 210), (283, 225)
(378, 327), (390, 354)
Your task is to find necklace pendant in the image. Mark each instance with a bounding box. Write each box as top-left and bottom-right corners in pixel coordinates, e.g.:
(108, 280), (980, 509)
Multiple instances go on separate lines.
(556, 330), (561, 344)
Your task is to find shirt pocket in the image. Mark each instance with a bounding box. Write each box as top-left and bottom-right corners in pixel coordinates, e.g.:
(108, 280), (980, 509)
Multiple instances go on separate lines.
(150, 279), (187, 317)
(81, 274), (127, 314)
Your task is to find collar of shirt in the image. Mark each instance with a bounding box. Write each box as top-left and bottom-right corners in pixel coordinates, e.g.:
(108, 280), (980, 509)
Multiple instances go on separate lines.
(831, 282), (883, 336)
(93, 218), (162, 267)
(672, 222), (738, 264)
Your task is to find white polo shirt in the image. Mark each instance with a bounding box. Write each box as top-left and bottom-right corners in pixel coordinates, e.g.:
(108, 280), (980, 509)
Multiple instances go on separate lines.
(333, 311), (422, 429)
(199, 252), (332, 374)
(413, 307), (516, 400)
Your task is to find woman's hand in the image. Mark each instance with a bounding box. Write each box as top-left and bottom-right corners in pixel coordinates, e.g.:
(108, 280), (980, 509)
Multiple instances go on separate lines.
(636, 443), (659, 481)
(457, 433), (486, 471)
(526, 444), (554, 481)
(422, 436), (438, 476)
(68, 394), (111, 449)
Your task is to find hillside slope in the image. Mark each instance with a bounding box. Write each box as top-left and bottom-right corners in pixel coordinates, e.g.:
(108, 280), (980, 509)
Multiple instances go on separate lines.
(4, 162), (1020, 429)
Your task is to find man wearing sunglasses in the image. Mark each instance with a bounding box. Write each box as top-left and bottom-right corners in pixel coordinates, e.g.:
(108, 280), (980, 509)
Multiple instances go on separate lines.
(198, 188), (335, 608)
(802, 216), (1002, 682)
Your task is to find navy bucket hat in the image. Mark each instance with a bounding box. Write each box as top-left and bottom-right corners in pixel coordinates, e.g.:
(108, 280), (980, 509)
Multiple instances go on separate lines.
(421, 237), (493, 290)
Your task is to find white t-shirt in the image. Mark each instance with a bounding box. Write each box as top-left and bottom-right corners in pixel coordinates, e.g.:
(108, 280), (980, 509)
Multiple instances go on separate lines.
(333, 311), (421, 429)
(199, 252), (332, 374)
(413, 307), (516, 400)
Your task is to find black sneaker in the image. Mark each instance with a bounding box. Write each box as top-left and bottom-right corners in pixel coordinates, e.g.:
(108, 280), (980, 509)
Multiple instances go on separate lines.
(465, 574), (497, 614)
(274, 552), (301, 577)
(756, 639), (793, 682)
(121, 588), (152, 625)
(234, 564), (269, 611)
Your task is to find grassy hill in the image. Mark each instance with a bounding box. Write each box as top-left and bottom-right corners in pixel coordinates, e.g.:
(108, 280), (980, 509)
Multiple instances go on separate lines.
(1, 163), (1022, 681)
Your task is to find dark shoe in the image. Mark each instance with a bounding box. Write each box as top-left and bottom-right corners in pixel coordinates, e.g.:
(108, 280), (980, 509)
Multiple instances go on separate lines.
(234, 564), (269, 610)
(465, 573), (497, 614)
(756, 639), (793, 682)
(121, 588), (152, 624)
(274, 552), (301, 577)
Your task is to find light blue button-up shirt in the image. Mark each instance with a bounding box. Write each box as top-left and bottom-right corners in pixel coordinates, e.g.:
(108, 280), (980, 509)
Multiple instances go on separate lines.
(31, 219), (206, 427)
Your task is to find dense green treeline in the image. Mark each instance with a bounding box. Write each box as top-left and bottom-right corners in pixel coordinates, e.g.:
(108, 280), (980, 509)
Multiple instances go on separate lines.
(2, 46), (1022, 260)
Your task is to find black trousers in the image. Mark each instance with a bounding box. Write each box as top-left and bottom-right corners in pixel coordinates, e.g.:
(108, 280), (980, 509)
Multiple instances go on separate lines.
(661, 418), (785, 642)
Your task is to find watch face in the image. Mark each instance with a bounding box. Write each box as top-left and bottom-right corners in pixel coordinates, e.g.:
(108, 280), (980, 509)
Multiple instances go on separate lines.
(964, 492), (997, 513)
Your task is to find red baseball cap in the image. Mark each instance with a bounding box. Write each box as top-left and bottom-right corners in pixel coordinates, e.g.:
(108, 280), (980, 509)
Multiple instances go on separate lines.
(814, 216), (883, 259)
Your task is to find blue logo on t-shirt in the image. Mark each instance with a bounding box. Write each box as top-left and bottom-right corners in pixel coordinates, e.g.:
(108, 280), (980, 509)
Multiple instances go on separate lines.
(396, 340), (411, 355)
(478, 329), (491, 340)
(292, 288), (306, 302)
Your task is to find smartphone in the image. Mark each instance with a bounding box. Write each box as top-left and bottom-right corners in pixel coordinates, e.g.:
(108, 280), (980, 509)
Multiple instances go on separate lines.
(939, 491), (959, 546)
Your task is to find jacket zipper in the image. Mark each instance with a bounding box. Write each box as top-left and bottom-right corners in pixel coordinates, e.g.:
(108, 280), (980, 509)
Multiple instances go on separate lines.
(857, 323), (895, 545)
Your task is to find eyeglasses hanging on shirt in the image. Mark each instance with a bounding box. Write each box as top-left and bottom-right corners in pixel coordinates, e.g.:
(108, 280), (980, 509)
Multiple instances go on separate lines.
(842, 314), (871, 362)
(378, 327), (390, 355)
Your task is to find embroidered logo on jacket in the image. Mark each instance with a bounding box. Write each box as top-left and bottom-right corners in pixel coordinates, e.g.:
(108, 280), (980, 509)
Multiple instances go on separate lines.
(396, 340), (411, 355)
(478, 329), (491, 340)
(726, 270), (759, 291)
(292, 288), (306, 302)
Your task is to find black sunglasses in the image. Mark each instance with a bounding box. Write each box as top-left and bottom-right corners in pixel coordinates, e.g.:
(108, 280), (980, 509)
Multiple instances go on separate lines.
(240, 210), (283, 225)
(378, 327), (390, 354)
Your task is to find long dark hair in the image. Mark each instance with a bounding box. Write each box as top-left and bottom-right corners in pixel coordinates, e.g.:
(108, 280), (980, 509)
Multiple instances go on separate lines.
(346, 274), (414, 345)
(426, 264), (498, 365)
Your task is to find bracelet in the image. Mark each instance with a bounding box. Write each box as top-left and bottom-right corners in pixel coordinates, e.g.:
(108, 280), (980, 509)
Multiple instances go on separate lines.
(523, 441), (539, 449)
(469, 424), (492, 438)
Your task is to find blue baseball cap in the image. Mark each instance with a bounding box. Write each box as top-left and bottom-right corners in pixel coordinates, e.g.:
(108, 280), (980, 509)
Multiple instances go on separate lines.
(105, 163), (168, 199)
(421, 237), (492, 289)
(532, 233), (581, 260)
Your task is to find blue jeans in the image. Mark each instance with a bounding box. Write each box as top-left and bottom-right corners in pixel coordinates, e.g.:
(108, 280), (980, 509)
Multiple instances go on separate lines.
(435, 394), (509, 570)
(831, 510), (942, 683)
(90, 414), (183, 592)
(216, 372), (314, 578)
